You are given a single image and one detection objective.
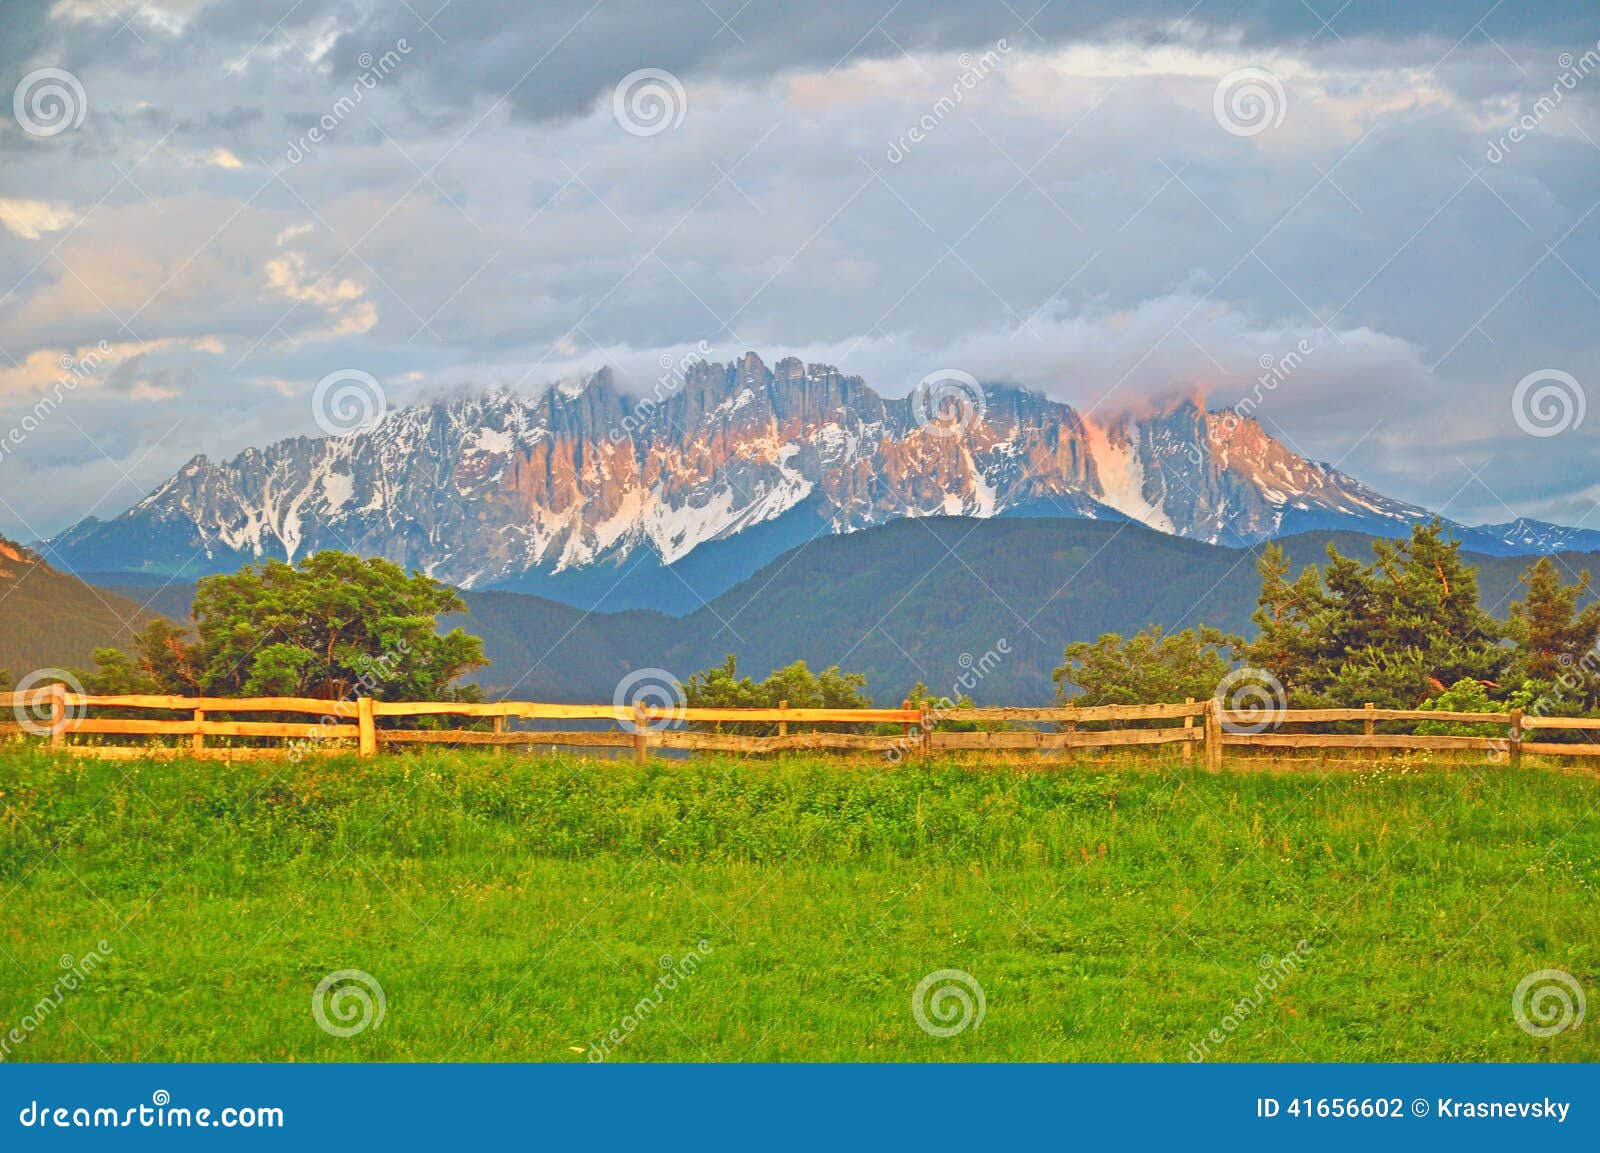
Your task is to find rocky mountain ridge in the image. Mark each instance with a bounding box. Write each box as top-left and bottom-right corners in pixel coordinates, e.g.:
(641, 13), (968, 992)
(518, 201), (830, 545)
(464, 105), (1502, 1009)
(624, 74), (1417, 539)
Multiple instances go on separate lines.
(43, 353), (1590, 607)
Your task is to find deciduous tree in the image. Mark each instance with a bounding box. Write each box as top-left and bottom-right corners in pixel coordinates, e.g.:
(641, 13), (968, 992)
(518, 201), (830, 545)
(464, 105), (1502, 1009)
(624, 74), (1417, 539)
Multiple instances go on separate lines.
(1053, 625), (1237, 705)
(96, 553), (487, 701)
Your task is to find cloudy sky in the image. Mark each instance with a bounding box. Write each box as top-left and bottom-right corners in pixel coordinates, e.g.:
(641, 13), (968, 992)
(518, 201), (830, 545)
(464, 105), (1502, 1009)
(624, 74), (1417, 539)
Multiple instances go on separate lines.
(1, 0), (1597, 541)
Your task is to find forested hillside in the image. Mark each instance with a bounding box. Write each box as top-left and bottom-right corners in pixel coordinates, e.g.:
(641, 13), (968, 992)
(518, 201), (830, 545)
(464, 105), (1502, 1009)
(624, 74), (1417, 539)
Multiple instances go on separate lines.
(0, 538), (169, 678)
(92, 518), (1600, 705)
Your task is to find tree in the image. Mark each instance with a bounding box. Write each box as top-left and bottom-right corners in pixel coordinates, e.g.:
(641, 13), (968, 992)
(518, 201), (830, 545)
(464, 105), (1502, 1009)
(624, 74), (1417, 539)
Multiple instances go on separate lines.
(683, 655), (872, 733)
(1505, 557), (1600, 705)
(1246, 542), (1341, 703)
(133, 619), (203, 695)
(1237, 521), (1509, 708)
(1415, 677), (1538, 737)
(96, 552), (487, 701)
(84, 647), (160, 695)
(682, 654), (770, 713)
(1053, 625), (1237, 706)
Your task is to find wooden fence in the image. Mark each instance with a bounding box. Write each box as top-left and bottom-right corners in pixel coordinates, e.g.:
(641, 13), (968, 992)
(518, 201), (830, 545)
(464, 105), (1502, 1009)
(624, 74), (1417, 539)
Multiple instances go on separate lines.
(5, 689), (1599, 766)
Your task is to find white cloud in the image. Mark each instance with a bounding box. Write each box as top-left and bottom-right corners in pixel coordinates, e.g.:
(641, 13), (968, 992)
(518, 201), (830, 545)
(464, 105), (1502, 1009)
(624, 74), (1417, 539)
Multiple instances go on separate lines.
(263, 250), (378, 338)
(1, 10), (1597, 537)
(0, 199), (79, 240)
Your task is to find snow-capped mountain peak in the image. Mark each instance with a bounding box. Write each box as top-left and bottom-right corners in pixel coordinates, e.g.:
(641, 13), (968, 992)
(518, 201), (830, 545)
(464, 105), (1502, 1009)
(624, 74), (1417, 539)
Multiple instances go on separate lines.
(41, 354), (1565, 593)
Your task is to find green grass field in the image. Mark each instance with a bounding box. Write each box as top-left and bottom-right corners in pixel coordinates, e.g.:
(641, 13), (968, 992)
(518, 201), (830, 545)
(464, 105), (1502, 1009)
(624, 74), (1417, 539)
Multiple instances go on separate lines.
(1, 746), (1596, 1062)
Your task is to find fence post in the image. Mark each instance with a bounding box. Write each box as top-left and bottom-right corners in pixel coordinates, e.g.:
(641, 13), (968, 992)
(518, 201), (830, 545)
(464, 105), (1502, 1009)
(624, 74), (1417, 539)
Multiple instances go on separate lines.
(49, 683), (66, 750)
(633, 702), (649, 764)
(1508, 707), (1523, 767)
(920, 704), (932, 758)
(357, 696), (377, 757)
(1364, 702), (1376, 762)
(777, 700), (788, 738)
(1182, 697), (1195, 763)
(192, 709), (205, 754)
(1204, 700), (1222, 772)
(492, 713), (506, 756)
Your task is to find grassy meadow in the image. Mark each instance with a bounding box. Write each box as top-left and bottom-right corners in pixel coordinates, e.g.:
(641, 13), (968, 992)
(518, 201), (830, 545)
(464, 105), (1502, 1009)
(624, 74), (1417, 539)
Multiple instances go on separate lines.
(1, 745), (1596, 1062)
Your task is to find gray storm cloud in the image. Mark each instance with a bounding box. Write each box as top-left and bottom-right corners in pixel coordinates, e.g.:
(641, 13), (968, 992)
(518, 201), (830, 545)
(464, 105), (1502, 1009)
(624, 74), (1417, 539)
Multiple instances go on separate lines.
(0, 1), (1596, 536)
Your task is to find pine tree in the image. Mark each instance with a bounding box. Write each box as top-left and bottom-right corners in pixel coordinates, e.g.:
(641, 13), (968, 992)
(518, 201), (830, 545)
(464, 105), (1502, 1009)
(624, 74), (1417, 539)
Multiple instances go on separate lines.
(1238, 521), (1509, 708)
(1506, 557), (1600, 706)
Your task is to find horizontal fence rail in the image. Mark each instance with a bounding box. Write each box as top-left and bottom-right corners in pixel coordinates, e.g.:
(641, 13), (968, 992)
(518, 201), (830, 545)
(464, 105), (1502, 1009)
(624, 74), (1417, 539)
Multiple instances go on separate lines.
(2, 690), (1599, 767)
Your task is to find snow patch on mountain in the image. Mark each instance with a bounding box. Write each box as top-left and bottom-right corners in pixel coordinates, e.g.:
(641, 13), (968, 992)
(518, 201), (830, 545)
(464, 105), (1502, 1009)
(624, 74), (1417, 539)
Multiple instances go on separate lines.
(1083, 419), (1173, 533)
(40, 353), (1594, 588)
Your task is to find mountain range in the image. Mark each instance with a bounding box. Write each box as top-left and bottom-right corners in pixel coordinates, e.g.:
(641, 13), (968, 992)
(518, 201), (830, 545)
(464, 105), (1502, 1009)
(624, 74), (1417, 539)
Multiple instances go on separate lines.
(42, 353), (1600, 614)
